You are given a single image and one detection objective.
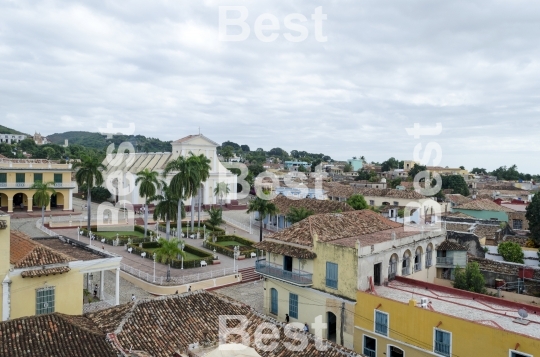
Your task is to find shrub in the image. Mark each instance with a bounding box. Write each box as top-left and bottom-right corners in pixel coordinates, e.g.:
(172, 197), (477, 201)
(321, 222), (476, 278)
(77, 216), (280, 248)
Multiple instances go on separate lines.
(127, 242), (213, 269)
(202, 235), (256, 258)
(497, 241), (525, 264)
(453, 262), (486, 294)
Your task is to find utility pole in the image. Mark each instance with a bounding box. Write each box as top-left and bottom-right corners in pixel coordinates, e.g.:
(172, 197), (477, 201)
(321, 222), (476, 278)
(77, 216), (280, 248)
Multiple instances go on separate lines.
(340, 302), (345, 346)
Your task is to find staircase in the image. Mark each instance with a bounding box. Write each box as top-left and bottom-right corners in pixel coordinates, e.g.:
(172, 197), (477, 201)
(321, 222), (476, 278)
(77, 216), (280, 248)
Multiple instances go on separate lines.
(239, 267), (261, 283)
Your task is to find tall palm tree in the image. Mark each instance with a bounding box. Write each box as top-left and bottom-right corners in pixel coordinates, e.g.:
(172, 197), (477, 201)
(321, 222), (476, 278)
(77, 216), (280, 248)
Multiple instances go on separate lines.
(150, 183), (178, 240)
(206, 206), (224, 231)
(31, 181), (56, 227)
(214, 182), (230, 208)
(73, 154), (106, 232)
(163, 155), (194, 237)
(135, 168), (162, 237)
(194, 154), (211, 230)
(247, 195), (278, 242)
(154, 237), (185, 281)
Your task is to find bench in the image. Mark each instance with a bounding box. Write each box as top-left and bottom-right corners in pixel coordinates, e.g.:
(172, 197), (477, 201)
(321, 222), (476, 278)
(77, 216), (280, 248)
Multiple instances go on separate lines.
(250, 252), (257, 259)
(200, 261), (207, 267)
(101, 238), (106, 243)
(128, 247), (133, 254)
(141, 252), (147, 258)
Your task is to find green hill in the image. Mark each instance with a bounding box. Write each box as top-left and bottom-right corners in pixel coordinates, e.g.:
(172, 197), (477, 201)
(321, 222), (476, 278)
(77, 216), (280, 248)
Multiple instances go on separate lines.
(47, 131), (172, 152)
(0, 125), (28, 135)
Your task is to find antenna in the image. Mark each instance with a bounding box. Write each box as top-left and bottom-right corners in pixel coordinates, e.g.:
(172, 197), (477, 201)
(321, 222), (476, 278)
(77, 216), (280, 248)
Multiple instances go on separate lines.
(518, 309), (528, 320)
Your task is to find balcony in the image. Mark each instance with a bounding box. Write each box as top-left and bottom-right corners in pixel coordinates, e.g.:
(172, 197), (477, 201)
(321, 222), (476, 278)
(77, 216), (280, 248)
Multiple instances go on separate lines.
(255, 261), (312, 287)
(436, 257), (454, 266)
(0, 182), (77, 189)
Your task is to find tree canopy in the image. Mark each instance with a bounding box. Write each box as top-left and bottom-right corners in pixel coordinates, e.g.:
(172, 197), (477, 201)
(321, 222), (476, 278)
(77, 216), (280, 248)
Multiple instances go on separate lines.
(526, 193), (540, 246)
(453, 262), (486, 294)
(347, 194), (368, 210)
(497, 241), (525, 264)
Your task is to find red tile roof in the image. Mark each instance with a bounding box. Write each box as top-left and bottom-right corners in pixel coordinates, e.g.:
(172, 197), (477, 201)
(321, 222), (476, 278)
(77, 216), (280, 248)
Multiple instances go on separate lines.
(454, 199), (515, 213)
(10, 231), (74, 268)
(272, 195), (354, 215)
(253, 240), (317, 259)
(327, 186), (426, 200)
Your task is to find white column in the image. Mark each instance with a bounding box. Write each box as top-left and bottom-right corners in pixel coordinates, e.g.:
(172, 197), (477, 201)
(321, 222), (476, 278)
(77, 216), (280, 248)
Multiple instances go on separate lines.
(2, 275), (11, 321)
(115, 268), (120, 305)
(100, 270), (105, 300)
(68, 189), (73, 210)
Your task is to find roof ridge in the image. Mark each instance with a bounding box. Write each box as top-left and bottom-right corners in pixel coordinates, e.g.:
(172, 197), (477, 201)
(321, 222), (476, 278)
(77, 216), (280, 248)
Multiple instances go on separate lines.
(54, 313), (105, 336)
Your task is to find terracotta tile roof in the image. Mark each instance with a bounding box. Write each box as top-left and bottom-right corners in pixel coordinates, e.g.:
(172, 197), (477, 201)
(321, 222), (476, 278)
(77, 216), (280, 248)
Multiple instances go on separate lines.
(265, 210), (404, 247)
(436, 240), (468, 251)
(445, 223), (473, 232)
(272, 195), (354, 215)
(454, 199), (515, 213)
(36, 237), (105, 261)
(472, 225), (500, 239)
(10, 231), (74, 268)
(253, 241), (317, 259)
(21, 266), (71, 278)
(87, 291), (359, 357)
(0, 313), (117, 357)
(446, 194), (473, 205)
(327, 186), (425, 200)
(442, 212), (475, 219)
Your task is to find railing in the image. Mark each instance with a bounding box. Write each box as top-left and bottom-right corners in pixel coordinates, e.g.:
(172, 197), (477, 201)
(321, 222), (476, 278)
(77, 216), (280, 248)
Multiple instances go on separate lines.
(36, 219), (58, 236)
(0, 181), (76, 188)
(434, 342), (450, 357)
(120, 263), (237, 286)
(436, 257), (454, 265)
(255, 261), (312, 286)
(222, 215), (253, 234)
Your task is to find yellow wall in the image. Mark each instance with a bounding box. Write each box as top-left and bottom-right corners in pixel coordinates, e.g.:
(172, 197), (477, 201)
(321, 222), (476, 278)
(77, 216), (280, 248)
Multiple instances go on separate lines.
(354, 291), (540, 357)
(9, 270), (83, 319)
(313, 238), (358, 301)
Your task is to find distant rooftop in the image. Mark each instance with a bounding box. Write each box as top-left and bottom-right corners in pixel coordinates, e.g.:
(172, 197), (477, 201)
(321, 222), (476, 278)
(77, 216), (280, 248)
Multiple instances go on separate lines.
(35, 236), (112, 261)
(376, 279), (540, 339)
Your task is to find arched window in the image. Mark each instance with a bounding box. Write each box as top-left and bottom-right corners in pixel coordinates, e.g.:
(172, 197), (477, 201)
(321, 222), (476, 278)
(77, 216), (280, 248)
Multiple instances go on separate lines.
(402, 250), (411, 276)
(415, 247), (423, 272)
(270, 288), (278, 315)
(388, 254), (398, 281)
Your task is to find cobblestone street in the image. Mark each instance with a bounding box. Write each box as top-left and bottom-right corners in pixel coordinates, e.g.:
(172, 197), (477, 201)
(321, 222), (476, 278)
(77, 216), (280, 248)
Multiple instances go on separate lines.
(216, 280), (264, 313)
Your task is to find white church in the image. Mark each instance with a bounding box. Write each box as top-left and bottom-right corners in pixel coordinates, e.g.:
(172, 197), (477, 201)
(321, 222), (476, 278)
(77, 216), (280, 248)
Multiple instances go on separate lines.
(101, 134), (238, 209)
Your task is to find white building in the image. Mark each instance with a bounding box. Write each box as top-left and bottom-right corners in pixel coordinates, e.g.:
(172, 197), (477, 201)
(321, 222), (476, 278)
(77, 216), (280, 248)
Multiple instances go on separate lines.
(102, 134), (237, 208)
(0, 134), (27, 144)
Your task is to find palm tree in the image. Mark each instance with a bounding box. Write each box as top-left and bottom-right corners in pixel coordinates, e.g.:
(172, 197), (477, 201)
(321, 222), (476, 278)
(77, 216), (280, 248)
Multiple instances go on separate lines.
(31, 181), (56, 227)
(163, 155), (194, 237)
(247, 195), (278, 242)
(150, 183), (178, 240)
(154, 238), (185, 281)
(73, 154), (106, 232)
(135, 169), (162, 237)
(194, 153), (211, 230)
(286, 207), (314, 225)
(214, 182), (230, 208)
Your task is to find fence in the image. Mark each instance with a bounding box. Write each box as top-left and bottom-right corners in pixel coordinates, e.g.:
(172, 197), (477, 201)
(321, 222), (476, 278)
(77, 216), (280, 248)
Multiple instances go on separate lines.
(120, 263), (237, 286)
(222, 215), (253, 234)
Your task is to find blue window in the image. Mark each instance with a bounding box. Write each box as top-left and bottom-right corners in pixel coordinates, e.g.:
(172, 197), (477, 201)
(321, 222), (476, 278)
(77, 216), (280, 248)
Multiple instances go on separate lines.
(434, 329), (451, 357)
(289, 293), (298, 319)
(363, 335), (376, 357)
(374, 311), (388, 336)
(326, 262), (338, 289)
(270, 288), (278, 315)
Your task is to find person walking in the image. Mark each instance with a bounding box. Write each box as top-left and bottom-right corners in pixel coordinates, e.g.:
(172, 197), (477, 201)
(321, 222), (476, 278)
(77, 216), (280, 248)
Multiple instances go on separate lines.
(285, 314), (290, 323)
(303, 323), (309, 333)
(93, 284), (98, 298)
(131, 294), (136, 302)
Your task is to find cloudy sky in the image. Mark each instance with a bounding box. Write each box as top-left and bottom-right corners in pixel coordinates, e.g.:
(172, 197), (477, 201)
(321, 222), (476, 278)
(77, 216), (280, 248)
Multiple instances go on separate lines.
(1, 0), (539, 173)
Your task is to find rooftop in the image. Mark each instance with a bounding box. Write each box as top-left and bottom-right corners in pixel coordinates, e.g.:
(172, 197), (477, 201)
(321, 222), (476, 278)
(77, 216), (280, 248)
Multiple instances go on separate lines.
(35, 236), (111, 261)
(271, 195), (354, 215)
(374, 278), (540, 339)
(445, 194), (473, 205)
(0, 157), (73, 170)
(10, 231), (74, 268)
(454, 199), (515, 212)
(436, 240), (467, 251)
(327, 186), (426, 200)
(264, 210), (409, 247)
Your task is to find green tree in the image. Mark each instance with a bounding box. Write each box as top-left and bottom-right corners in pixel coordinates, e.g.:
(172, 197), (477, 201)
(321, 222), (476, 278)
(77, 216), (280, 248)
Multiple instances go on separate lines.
(453, 262), (486, 294)
(286, 207), (314, 224)
(221, 145), (234, 162)
(73, 154), (106, 232)
(154, 238), (185, 281)
(441, 175), (470, 196)
(247, 192), (278, 242)
(248, 164), (265, 177)
(381, 157), (401, 172)
(206, 206), (224, 230)
(408, 164), (427, 181)
(213, 182), (230, 207)
(90, 186), (111, 202)
(150, 183), (178, 240)
(298, 165), (307, 173)
(343, 163), (353, 173)
(136, 168), (162, 237)
(389, 178), (402, 189)
(497, 241), (525, 264)
(347, 194), (368, 210)
(526, 193), (540, 246)
(31, 181), (56, 227)
(471, 167), (487, 174)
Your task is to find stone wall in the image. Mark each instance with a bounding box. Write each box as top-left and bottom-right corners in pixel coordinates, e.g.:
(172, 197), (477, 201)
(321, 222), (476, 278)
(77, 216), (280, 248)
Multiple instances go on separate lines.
(443, 216), (500, 225)
(501, 235), (529, 247)
(446, 231), (485, 258)
(508, 211), (530, 230)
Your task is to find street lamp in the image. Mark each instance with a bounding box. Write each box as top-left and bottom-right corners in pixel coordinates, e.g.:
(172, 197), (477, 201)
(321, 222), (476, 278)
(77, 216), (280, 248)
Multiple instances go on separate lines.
(181, 242), (185, 270)
(233, 245), (239, 273)
(77, 226), (80, 241)
(153, 253), (156, 283)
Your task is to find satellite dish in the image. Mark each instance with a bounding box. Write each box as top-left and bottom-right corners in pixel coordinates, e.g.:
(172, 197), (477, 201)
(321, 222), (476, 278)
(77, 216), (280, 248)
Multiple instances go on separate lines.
(518, 309), (528, 320)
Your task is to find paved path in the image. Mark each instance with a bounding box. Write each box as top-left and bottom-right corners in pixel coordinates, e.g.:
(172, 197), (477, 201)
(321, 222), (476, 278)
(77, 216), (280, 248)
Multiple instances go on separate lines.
(216, 280), (264, 313)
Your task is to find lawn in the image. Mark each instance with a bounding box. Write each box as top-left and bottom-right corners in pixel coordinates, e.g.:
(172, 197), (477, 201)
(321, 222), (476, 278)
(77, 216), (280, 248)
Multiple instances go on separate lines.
(97, 230), (146, 239)
(216, 241), (249, 248)
(145, 248), (205, 261)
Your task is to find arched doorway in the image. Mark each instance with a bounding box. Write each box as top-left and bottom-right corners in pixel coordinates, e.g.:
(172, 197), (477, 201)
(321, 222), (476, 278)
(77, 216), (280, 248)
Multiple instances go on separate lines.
(426, 243), (433, 267)
(388, 345), (404, 357)
(0, 193), (8, 210)
(388, 253), (398, 281)
(414, 246), (423, 272)
(270, 288), (278, 315)
(402, 250), (411, 276)
(51, 192), (65, 210)
(13, 192), (28, 210)
(327, 312), (337, 342)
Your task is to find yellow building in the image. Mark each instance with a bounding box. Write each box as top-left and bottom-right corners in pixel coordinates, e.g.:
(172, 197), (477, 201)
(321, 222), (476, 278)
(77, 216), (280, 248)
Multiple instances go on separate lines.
(254, 210), (446, 350)
(354, 277), (540, 357)
(0, 213), (121, 321)
(0, 157), (76, 213)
